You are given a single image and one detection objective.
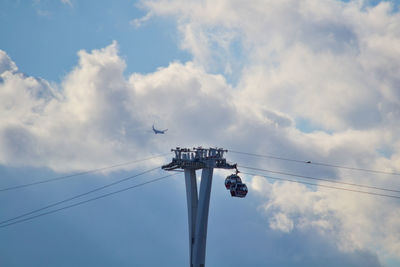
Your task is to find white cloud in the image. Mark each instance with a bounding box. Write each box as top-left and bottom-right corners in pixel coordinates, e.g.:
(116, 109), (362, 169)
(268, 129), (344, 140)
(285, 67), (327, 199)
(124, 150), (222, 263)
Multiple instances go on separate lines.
(0, 42), (236, 171)
(130, 12), (153, 28)
(142, 0), (400, 132)
(269, 212), (294, 233)
(0, 50), (18, 73)
(0, 42), (137, 171)
(249, 175), (400, 260)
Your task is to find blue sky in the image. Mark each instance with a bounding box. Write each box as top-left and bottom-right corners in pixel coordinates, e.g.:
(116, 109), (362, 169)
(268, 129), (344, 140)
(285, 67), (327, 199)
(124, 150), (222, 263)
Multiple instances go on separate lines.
(1, 0), (400, 266)
(0, 0), (190, 81)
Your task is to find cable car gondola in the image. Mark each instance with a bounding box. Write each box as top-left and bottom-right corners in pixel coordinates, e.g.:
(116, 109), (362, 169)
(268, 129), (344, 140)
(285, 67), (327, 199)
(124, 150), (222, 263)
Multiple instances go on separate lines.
(230, 183), (248, 198)
(224, 174), (242, 190)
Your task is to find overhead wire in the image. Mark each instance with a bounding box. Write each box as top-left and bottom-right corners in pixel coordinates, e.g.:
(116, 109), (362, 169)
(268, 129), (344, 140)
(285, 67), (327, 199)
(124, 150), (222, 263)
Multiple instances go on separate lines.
(229, 150), (400, 176)
(239, 165), (400, 194)
(0, 173), (178, 229)
(5, 147), (399, 228)
(241, 171), (400, 200)
(0, 153), (170, 192)
(0, 167), (160, 226)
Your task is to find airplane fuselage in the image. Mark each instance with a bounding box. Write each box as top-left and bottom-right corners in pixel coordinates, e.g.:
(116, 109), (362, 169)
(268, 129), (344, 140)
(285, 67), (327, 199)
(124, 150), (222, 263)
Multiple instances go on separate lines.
(152, 125), (167, 134)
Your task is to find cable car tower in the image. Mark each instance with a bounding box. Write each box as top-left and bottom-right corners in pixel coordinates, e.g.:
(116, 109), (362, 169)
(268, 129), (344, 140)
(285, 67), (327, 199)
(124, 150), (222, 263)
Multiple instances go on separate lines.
(162, 147), (247, 267)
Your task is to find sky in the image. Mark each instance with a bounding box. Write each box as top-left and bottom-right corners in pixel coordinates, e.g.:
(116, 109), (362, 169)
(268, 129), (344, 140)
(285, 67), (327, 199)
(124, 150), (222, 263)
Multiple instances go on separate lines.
(1, 0), (400, 266)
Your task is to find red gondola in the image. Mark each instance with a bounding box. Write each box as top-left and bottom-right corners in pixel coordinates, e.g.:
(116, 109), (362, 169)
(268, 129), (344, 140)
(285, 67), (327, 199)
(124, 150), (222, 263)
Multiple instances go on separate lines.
(224, 174), (242, 190)
(230, 183), (248, 198)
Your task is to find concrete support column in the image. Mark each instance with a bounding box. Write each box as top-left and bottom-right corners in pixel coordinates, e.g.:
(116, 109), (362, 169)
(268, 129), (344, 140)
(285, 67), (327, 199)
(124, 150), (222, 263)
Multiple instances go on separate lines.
(192, 167), (214, 267)
(184, 169), (198, 267)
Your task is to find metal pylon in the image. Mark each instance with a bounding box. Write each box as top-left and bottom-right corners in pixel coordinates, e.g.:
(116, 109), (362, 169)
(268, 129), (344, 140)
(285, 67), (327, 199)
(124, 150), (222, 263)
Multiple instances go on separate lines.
(162, 147), (236, 267)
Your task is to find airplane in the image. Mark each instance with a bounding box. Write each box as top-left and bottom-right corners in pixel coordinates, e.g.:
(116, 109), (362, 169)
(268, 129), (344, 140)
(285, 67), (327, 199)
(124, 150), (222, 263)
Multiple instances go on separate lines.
(152, 124), (168, 134)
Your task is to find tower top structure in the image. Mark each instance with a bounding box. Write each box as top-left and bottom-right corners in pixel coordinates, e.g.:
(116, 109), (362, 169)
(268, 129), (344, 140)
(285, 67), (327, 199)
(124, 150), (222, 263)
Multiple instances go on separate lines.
(162, 147), (237, 171)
